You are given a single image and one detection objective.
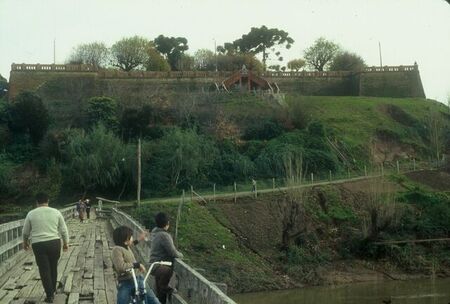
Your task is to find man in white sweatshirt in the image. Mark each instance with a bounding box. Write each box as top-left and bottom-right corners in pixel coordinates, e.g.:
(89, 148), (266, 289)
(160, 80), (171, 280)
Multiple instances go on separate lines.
(22, 193), (69, 303)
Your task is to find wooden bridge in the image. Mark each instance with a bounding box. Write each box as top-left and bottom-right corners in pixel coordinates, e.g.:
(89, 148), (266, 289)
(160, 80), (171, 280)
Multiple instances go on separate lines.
(0, 207), (237, 304)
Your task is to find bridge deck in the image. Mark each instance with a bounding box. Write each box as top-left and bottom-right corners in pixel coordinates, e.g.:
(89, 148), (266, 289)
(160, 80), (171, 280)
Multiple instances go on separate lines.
(0, 211), (117, 304)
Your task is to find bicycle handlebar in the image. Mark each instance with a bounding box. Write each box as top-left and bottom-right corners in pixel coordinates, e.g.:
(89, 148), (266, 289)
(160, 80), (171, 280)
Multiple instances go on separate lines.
(126, 261), (173, 294)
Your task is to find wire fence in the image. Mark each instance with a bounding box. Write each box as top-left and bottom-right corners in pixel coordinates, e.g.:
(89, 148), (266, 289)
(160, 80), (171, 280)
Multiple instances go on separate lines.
(185, 158), (445, 204)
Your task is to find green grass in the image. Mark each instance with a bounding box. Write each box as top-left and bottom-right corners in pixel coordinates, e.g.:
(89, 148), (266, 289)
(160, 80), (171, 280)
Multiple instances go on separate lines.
(131, 201), (286, 292)
(286, 95), (449, 151)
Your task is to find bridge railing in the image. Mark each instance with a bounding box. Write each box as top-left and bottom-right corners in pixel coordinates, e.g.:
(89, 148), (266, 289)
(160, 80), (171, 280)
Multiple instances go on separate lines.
(110, 208), (237, 304)
(0, 206), (75, 277)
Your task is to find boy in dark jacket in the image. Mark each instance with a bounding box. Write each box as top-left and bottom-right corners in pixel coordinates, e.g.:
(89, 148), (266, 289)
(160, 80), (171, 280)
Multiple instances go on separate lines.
(150, 212), (183, 304)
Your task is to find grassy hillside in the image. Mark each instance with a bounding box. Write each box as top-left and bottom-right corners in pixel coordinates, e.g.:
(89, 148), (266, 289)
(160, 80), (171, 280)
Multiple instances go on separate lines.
(220, 95), (449, 160)
(129, 169), (450, 293)
(0, 93), (449, 210)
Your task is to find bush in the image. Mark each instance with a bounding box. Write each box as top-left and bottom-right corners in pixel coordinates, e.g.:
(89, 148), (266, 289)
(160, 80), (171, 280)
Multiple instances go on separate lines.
(61, 124), (135, 193)
(86, 96), (119, 131)
(209, 140), (255, 184)
(9, 92), (49, 145)
(142, 128), (218, 195)
(242, 119), (285, 140)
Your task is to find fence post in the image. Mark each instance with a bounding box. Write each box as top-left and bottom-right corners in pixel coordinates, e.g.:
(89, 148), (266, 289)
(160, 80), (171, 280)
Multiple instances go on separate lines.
(413, 158), (416, 171)
(213, 183), (216, 203)
(329, 170), (332, 181)
(191, 185), (194, 202)
(364, 165), (367, 177)
(234, 182), (237, 203)
(396, 160), (400, 174)
(272, 178), (275, 190)
(255, 180), (258, 198)
(311, 173), (314, 184)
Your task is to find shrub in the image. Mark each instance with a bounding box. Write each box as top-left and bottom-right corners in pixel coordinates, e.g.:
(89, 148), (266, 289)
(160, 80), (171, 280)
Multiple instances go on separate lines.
(9, 92), (49, 145)
(86, 96), (119, 131)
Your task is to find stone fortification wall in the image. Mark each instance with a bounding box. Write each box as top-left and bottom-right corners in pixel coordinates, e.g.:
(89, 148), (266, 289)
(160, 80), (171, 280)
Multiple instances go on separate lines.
(8, 63), (425, 106)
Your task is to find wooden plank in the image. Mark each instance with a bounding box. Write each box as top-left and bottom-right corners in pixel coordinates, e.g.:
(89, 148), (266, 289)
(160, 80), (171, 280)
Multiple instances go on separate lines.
(56, 246), (72, 283)
(64, 272), (74, 294)
(95, 289), (108, 304)
(104, 272), (117, 304)
(14, 267), (39, 299)
(67, 292), (79, 304)
(0, 289), (7, 300)
(2, 278), (17, 290)
(53, 293), (68, 304)
(93, 237), (105, 290)
(28, 276), (44, 299)
(9, 299), (27, 304)
(81, 278), (94, 295)
(1, 289), (20, 304)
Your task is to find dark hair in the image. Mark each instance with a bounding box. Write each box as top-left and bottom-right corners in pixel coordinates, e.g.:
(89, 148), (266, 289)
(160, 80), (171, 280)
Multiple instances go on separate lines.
(155, 212), (169, 228)
(35, 192), (49, 204)
(113, 226), (133, 248)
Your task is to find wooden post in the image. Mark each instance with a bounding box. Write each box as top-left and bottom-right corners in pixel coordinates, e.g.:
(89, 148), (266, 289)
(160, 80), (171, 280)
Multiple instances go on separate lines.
(175, 190), (184, 246)
(347, 167), (350, 179)
(137, 138), (141, 206)
(234, 182), (237, 203)
(364, 165), (367, 177)
(311, 173), (314, 184)
(272, 178), (275, 190)
(413, 158), (416, 171)
(255, 181), (258, 198)
(396, 160), (400, 174)
(381, 163), (384, 177)
(329, 170), (332, 181)
(191, 185), (194, 203)
(213, 183), (216, 203)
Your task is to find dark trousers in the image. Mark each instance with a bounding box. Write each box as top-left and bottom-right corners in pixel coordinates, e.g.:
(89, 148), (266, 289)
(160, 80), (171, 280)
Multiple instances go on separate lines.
(32, 239), (61, 298)
(153, 265), (173, 304)
(86, 208), (91, 219)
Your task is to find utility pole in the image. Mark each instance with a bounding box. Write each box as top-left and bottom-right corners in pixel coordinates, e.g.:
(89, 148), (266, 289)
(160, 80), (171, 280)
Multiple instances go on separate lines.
(213, 38), (218, 72)
(378, 42), (383, 67)
(137, 138), (141, 206)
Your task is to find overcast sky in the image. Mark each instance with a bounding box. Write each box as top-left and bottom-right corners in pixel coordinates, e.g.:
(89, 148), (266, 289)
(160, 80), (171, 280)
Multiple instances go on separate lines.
(1, 0), (449, 103)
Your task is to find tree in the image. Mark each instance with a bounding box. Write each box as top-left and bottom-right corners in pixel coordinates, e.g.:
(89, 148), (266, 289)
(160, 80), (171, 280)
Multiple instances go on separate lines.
(145, 47), (170, 71)
(154, 35), (189, 70)
(216, 54), (263, 72)
(193, 49), (215, 71)
(287, 59), (306, 71)
(176, 54), (195, 71)
(67, 42), (109, 68)
(144, 128), (217, 192)
(9, 92), (49, 145)
(61, 125), (134, 193)
(304, 37), (340, 71)
(268, 65), (281, 71)
(224, 26), (294, 70)
(426, 110), (445, 161)
(110, 36), (150, 71)
(86, 96), (118, 131)
(0, 74), (7, 98)
(120, 104), (167, 140)
(329, 51), (366, 71)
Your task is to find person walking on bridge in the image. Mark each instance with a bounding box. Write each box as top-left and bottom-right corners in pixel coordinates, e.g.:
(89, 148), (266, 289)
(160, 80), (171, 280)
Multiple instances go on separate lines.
(150, 212), (183, 304)
(22, 193), (69, 303)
